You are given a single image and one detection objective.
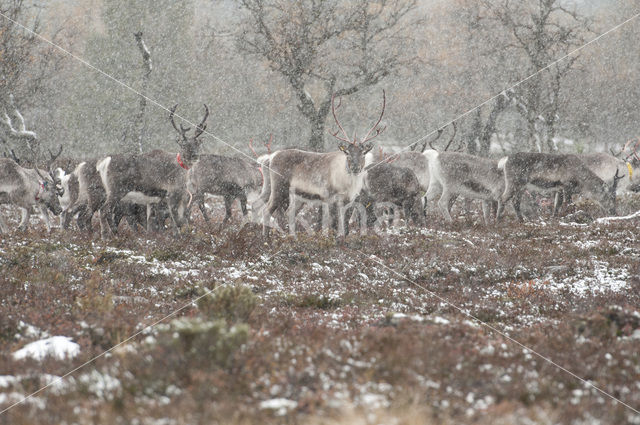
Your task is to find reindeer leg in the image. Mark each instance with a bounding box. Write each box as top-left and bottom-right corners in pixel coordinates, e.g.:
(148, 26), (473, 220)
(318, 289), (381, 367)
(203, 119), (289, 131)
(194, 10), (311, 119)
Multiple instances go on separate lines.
(223, 195), (233, 224)
(342, 202), (354, 236)
(328, 202), (339, 233)
(76, 205), (93, 231)
(437, 190), (454, 222)
(18, 207), (30, 232)
(166, 194), (182, 235)
(145, 204), (154, 233)
(0, 213), (8, 233)
(239, 192), (248, 216)
(481, 200), (491, 225)
(59, 211), (67, 229)
(198, 196), (210, 222)
(39, 205), (52, 233)
(422, 195), (427, 220)
(496, 200), (504, 223)
(336, 201), (347, 236)
(314, 204), (323, 232)
(403, 199), (413, 227)
(287, 193), (297, 236)
(553, 190), (564, 216)
(513, 191), (525, 222)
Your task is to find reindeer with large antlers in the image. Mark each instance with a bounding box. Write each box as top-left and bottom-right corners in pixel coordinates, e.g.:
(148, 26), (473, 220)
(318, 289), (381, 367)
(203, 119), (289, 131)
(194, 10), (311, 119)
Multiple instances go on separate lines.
(97, 104), (209, 238)
(262, 91), (385, 235)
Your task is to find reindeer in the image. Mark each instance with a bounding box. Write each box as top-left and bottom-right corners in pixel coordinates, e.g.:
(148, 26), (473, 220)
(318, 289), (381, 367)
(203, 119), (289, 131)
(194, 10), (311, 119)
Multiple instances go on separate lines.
(249, 135), (277, 218)
(424, 150), (504, 224)
(97, 104), (209, 238)
(187, 153), (262, 223)
(498, 152), (623, 221)
(58, 159), (167, 232)
(0, 97), (64, 233)
(57, 159), (106, 231)
(0, 156), (63, 233)
(263, 91), (385, 235)
(580, 140), (640, 193)
(359, 162), (425, 227)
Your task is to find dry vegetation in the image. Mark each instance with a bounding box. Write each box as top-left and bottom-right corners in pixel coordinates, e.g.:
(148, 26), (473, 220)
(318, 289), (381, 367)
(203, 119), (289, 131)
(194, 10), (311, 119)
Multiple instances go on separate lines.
(0, 197), (639, 425)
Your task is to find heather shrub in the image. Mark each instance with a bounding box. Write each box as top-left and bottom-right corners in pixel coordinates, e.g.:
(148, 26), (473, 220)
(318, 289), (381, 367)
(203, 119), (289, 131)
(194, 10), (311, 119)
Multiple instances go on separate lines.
(157, 317), (249, 369)
(197, 284), (257, 324)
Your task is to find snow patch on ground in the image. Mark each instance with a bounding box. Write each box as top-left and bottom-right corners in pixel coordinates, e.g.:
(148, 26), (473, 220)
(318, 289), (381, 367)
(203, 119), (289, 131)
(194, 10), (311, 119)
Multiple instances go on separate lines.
(545, 260), (628, 296)
(13, 336), (80, 361)
(259, 398), (298, 416)
(78, 370), (122, 401)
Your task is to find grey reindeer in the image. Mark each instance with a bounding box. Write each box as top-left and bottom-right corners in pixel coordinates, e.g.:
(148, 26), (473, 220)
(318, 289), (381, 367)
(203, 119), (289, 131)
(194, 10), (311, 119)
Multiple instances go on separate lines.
(424, 150), (505, 225)
(97, 104), (209, 238)
(187, 153), (262, 224)
(498, 152), (623, 221)
(0, 98), (64, 233)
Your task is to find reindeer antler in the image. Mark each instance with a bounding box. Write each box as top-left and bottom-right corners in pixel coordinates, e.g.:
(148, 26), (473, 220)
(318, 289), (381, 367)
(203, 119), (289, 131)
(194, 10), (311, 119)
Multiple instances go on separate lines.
(47, 145), (63, 167)
(265, 133), (273, 153)
(329, 94), (353, 144)
(194, 104), (209, 138)
(428, 128), (445, 151)
(442, 122), (459, 152)
(248, 138), (258, 158)
(361, 90), (387, 144)
(630, 139), (640, 162)
(169, 104), (189, 141)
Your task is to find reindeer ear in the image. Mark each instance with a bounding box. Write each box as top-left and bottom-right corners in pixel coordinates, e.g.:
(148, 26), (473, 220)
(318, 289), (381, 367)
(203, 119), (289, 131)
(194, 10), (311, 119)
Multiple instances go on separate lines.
(338, 142), (349, 153)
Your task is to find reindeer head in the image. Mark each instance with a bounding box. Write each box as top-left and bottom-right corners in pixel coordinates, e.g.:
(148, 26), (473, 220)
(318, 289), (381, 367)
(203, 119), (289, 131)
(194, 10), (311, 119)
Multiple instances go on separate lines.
(169, 104), (209, 165)
(37, 177), (63, 215)
(33, 146), (64, 215)
(329, 90), (385, 174)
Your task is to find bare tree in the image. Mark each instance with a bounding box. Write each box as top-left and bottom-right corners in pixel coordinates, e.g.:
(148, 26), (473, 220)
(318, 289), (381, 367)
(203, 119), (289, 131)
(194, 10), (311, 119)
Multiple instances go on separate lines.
(0, 94), (38, 164)
(478, 0), (591, 152)
(132, 31), (153, 153)
(236, 0), (423, 151)
(0, 1), (75, 158)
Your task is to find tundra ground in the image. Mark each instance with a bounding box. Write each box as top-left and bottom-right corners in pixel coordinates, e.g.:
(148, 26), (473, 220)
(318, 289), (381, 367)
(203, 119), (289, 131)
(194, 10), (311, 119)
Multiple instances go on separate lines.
(0, 197), (639, 425)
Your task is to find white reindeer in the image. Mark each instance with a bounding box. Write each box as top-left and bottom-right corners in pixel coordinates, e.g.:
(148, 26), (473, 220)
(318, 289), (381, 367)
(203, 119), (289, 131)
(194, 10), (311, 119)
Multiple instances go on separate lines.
(262, 91), (386, 235)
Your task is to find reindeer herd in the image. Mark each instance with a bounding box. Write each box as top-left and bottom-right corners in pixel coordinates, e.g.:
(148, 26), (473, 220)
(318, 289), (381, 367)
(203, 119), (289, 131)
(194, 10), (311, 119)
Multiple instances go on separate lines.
(1, 92), (639, 239)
